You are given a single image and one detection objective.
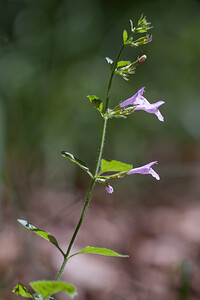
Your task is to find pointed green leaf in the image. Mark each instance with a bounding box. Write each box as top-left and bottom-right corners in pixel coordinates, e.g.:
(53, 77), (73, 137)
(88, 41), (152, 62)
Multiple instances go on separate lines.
(69, 246), (128, 259)
(105, 57), (113, 65)
(61, 151), (90, 172)
(30, 281), (77, 299)
(100, 159), (132, 174)
(87, 95), (103, 113)
(12, 283), (33, 298)
(138, 14), (144, 24)
(123, 30), (128, 43)
(17, 220), (63, 255)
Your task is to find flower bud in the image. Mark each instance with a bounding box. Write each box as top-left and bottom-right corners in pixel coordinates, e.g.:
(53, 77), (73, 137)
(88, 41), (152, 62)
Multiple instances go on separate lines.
(105, 184), (114, 194)
(139, 54), (147, 63)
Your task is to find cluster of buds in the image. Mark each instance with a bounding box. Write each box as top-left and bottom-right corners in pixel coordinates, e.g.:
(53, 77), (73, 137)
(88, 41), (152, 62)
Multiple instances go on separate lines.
(133, 15), (152, 33)
(123, 16), (152, 47)
(124, 34), (152, 47)
(114, 55), (147, 81)
(64, 16), (164, 195)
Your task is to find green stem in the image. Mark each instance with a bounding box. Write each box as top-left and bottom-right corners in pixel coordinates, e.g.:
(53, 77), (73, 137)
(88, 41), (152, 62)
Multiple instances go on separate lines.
(104, 44), (125, 112)
(56, 118), (108, 281)
(56, 41), (126, 281)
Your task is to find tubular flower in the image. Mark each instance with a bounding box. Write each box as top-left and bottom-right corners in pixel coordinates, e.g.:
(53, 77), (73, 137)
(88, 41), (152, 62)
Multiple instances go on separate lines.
(105, 184), (114, 194)
(120, 87), (165, 121)
(127, 161), (160, 180)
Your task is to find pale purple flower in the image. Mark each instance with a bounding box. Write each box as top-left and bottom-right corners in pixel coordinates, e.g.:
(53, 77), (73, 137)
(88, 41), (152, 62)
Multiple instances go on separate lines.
(120, 87), (165, 121)
(105, 184), (114, 194)
(127, 161), (160, 180)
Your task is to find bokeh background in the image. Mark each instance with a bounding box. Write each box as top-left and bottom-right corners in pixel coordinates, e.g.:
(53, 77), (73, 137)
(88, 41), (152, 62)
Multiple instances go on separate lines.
(0, 0), (200, 299)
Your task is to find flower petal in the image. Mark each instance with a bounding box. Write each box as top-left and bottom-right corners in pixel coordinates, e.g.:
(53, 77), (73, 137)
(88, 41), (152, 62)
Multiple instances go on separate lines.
(127, 161), (160, 180)
(105, 185), (114, 194)
(120, 87), (165, 122)
(120, 87), (145, 108)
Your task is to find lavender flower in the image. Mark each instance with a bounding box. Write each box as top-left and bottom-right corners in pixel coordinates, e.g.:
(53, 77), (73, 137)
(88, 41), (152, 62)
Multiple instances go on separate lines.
(105, 184), (114, 194)
(127, 161), (160, 180)
(120, 87), (165, 121)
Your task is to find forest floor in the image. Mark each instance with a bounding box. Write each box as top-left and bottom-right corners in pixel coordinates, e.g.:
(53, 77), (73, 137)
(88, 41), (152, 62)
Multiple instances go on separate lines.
(1, 174), (200, 300)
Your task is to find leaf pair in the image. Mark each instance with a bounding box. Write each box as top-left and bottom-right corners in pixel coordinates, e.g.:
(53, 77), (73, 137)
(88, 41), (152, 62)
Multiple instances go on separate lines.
(61, 150), (133, 182)
(18, 219), (128, 259)
(15, 219), (128, 299)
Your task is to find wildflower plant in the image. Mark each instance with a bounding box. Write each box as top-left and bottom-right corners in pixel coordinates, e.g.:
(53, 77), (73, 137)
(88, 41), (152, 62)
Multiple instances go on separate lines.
(13, 15), (164, 299)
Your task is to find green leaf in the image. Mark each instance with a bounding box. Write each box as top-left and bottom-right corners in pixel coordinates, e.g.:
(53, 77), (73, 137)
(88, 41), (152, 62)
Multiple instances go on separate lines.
(100, 159), (132, 174)
(117, 61), (131, 68)
(105, 57), (113, 65)
(17, 220), (63, 255)
(61, 151), (90, 172)
(87, 95), (103, 113)
(12, 283), (33, 298)
(123, 30), (128, 43)
(69, 246), (128, 259)
(138, 14), (144, 24)
(30, 281), (77, 299)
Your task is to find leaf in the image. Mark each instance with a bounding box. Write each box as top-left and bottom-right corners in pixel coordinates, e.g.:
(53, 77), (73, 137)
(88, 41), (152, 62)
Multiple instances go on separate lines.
(61, 151), (89, 172)
(30, 281), (77, 299)
(12, 283), (33, 298)
(69, 246), (129, 259)
(17, 220), (63, 255)
(100, 159), (132, 174)
(117, 61), (131, 68)
(138, 14), (144, 24)
(105, 57), (113, 65)
(87, 95), (103, 113)
(123, 30), (128, 43)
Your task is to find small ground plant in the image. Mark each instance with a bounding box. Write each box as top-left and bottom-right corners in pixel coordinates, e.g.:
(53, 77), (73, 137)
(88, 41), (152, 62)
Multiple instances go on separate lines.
(13, 15), (164, 299)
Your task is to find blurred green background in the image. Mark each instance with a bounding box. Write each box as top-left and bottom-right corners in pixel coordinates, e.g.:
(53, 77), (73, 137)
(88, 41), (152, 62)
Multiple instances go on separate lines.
(0, 0), (200, 299)
(0, 0), (199, 193)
